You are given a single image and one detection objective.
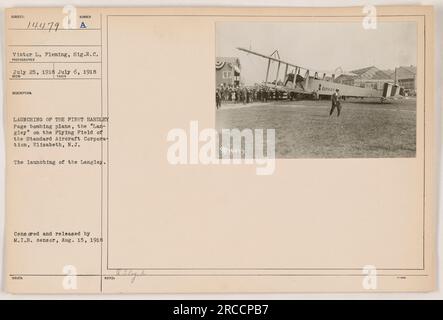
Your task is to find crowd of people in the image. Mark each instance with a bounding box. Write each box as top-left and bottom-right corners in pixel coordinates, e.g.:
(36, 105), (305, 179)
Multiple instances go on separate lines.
(216, 83), (284, 109)
(216, 83), (344, 117)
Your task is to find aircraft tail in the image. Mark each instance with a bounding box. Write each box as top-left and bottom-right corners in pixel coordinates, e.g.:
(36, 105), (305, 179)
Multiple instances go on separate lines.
(382, 83), (405, 98)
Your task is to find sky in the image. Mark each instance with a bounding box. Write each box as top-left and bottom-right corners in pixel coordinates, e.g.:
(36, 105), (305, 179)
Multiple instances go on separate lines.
(216, 22), (417, 85)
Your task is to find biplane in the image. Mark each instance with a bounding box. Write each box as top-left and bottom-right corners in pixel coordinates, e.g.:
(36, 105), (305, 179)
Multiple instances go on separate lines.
(237, 47), (404, 102)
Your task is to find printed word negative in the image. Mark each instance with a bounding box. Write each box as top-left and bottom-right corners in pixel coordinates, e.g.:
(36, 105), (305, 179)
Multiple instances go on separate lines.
(167, 121), (275, 175)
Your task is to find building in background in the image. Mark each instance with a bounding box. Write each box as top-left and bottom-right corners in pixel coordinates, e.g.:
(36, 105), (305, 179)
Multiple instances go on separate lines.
(335, 65), (417, 95)
(216, 57), (241, 87)
(395, 66), (417, 95)
(335, 66), (394, 90)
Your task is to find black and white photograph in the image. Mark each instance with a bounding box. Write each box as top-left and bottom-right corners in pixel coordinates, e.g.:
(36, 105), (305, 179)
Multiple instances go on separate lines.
(1, 3), (439, 299)
(216, 21), (417, 158)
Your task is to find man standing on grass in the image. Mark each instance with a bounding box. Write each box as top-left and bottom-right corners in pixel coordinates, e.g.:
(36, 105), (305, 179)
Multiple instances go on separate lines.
(329, 88), (342, 117)
(216, 88), (221, 109)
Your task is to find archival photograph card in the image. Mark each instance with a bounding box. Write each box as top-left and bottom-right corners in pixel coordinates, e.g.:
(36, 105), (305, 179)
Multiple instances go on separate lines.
(3, 6), (436, 293)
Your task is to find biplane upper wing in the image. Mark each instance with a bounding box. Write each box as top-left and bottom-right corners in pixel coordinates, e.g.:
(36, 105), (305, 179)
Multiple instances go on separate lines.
(237, 47), (352, 76)
(237, 47), (300, 69)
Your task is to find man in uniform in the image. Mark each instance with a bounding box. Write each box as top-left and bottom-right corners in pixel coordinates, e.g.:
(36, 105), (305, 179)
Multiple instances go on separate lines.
(216, 88), (221, 109)
(329, 88), (342, 117)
